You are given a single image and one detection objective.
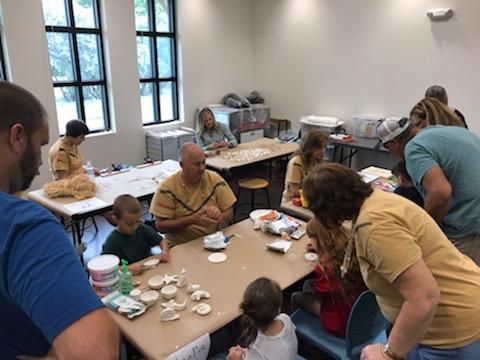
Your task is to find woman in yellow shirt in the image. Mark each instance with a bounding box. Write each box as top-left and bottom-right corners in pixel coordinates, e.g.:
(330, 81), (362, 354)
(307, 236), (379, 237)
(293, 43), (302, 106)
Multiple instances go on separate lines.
(282, 129), (327, 202)
(48, 120), (97, 180)
(303, 163), (480, 360)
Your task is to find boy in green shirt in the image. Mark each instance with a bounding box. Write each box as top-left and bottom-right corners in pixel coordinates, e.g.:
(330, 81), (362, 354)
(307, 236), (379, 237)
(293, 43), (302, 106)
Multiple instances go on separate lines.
(102, 194), (170, 275)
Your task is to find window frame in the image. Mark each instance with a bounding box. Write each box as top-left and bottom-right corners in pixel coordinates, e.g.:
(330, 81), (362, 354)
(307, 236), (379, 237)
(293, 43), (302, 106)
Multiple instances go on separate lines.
(136, 0), (179, 126)
(44, 0), (111, 134)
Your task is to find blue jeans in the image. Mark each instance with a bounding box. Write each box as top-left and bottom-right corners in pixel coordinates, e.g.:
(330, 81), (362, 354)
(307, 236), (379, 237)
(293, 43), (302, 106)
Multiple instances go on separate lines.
(407, 339), (480, 360)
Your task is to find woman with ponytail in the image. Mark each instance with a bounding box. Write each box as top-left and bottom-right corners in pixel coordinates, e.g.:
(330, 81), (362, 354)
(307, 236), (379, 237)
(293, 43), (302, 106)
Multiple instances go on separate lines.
(227, 277), (297, 360)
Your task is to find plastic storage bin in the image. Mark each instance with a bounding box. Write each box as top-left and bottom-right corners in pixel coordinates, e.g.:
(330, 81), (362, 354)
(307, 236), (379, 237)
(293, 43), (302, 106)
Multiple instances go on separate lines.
(146, 128), (195, 161)
(209, 104), (270, 143)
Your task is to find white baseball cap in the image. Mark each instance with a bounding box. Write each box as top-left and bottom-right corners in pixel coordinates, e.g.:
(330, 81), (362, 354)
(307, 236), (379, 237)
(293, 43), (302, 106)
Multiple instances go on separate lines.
(376, 117), (410, 144)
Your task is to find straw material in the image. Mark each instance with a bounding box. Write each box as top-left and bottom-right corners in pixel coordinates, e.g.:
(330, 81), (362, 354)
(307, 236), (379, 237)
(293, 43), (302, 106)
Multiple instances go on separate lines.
(43, 174), (96, 200)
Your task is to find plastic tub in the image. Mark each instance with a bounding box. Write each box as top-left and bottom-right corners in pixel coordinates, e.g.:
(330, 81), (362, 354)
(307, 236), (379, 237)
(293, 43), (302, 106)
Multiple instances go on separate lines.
(87, 254), (120, 282)
(91, 276), (118, 294)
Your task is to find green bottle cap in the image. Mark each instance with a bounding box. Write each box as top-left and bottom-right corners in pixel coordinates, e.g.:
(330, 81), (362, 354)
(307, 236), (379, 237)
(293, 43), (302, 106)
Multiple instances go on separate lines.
(121, 259), (129, 273)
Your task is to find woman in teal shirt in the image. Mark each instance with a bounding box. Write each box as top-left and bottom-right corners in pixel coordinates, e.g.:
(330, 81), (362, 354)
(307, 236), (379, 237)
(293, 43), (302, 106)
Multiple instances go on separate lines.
(195, 107), (238, 150)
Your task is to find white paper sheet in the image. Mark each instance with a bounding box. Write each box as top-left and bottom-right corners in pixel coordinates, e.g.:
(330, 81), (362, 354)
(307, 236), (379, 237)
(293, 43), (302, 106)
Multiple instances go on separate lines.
(165, 333), (210, 360)
(358, 171), (379, 184)
(63, 197), (109, 214)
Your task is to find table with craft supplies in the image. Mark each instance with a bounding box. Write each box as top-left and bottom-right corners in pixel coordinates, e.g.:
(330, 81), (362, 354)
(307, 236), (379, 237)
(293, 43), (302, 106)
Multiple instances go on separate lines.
(205, 137), (298, 177)
(27, 160), (180, 246)
(108, 216), (314, 359)
(280, 166), (395, 221)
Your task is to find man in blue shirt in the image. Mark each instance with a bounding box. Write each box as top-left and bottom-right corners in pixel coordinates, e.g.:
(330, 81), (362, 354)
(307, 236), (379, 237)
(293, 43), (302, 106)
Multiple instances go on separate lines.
(0, 82), (119, 358)
(376, 118), (480, 265)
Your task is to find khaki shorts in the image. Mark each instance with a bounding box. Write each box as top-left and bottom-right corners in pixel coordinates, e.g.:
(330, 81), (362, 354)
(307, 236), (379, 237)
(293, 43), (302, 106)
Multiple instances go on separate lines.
(450, 233), (480, 266)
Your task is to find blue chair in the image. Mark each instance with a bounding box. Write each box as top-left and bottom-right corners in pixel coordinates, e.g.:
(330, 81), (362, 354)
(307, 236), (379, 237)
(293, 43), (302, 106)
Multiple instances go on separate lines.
(291, 290), (388, 360)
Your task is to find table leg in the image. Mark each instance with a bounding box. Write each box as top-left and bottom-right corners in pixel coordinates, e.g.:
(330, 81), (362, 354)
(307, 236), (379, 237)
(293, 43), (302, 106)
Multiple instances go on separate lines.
(72, 220), (82, 247)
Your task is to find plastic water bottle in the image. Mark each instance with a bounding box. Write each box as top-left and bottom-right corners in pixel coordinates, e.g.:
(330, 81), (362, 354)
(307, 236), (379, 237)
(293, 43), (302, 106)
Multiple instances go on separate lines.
(85, 161), (94, 180)
(118, 259), (133, 295)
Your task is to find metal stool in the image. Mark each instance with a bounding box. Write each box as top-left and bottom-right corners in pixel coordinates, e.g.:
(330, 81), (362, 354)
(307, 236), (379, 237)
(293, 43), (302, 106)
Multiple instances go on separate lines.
(236, 177), (271, 214)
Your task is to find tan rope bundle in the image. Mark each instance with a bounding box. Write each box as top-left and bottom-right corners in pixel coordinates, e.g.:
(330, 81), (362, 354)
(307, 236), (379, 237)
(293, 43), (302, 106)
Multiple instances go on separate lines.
(43, 174), (96, 200)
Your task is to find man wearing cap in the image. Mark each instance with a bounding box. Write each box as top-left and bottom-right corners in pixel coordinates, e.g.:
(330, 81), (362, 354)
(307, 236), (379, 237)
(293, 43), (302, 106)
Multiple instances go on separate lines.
(376, 118), (480, 265)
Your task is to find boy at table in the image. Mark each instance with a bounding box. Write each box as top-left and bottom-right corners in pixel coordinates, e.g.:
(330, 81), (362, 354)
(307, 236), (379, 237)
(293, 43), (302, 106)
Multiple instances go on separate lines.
(102, 194), (169, 275)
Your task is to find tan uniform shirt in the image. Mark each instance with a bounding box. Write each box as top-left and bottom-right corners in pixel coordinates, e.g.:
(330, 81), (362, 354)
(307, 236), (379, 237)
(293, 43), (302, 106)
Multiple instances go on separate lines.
(355, 189), (480, 348)
(149, 170), (237, 245)
(48, 138), (85, 180)
(282, 156), (307, 201)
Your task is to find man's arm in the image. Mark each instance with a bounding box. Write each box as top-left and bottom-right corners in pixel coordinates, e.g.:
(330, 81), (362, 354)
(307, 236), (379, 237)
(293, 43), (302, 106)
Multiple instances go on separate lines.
(218, 207), (234, 228)
(421, 166), (452, 223)
(155, 211), (217, 233)
(361, 260), (440, 359)
(50, 308), (119, 360)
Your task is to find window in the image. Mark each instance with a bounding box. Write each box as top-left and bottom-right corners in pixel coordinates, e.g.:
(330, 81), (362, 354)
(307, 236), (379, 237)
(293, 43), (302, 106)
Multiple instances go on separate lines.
(42, 0), (110, 134)
(135, 0), (179, 125)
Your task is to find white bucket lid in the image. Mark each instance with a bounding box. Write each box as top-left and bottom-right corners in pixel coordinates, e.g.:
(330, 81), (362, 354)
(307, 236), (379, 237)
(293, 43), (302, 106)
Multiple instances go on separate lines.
(87, 254), (119, 273)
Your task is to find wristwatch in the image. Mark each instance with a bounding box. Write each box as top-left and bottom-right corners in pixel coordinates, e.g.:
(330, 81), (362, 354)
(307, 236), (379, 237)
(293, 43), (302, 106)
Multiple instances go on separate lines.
(383, 343), (404, 360)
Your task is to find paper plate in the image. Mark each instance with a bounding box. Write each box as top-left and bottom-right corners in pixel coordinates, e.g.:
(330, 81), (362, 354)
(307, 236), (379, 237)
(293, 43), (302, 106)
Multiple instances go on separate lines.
(143, 258), (160, 268)
(208, 252), (227, 263)
(249, 209), (280, 222)
(304, 252), (319, 262)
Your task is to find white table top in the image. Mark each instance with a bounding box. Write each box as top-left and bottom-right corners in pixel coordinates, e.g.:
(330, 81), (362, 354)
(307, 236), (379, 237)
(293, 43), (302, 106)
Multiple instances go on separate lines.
(205, 137), (298, 171)
(27, 160), (180, 218)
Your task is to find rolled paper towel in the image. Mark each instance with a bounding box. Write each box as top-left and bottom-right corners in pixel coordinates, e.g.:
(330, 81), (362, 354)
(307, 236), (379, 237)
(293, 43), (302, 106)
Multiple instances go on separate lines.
(306, 116), (339, 126)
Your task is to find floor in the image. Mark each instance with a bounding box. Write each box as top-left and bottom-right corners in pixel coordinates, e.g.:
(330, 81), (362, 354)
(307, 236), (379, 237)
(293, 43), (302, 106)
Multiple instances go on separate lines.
(66, 158), (331, 360)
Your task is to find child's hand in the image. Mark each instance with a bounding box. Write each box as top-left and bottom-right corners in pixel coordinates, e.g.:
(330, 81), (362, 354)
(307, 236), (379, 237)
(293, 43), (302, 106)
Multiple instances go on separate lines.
(226, 345), (246, 360)
(305, 242), (316, 253)
(129, 263), (145, 276)
(158, 251), (170, 263)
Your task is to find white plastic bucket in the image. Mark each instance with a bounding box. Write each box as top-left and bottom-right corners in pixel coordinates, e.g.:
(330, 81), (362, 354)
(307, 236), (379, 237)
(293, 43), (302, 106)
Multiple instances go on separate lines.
(87, 254), (119, 282)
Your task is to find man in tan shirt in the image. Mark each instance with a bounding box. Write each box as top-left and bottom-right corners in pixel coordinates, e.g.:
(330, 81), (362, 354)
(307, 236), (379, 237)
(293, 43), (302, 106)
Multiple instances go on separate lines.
(48, 119), (97, 180)
(150, 143), (236, 245)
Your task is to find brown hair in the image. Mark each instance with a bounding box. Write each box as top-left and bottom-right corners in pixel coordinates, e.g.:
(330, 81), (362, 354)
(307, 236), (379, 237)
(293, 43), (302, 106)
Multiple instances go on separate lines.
(409, 97), (464, 128)
(295, 129), (328, 172)
(307, 219), (365, 299)
(238, 277), (282, 347)
(425, 85), (448, 104)
(303, 163), (373, 228)
(113, 194), (142, 219)
(0, 81), (47, 136)
(391, 159), (411, 182)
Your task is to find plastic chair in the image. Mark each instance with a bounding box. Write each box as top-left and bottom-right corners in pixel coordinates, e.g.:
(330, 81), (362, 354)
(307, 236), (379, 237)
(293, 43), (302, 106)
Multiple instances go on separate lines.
(291, 290), (388, 360)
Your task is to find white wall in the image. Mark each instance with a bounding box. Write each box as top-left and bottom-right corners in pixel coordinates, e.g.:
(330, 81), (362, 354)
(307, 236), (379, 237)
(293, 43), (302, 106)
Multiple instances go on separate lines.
(178, 0), (254, 125)
(0, 0), (254, 189)
(252, 0), (480, 134)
